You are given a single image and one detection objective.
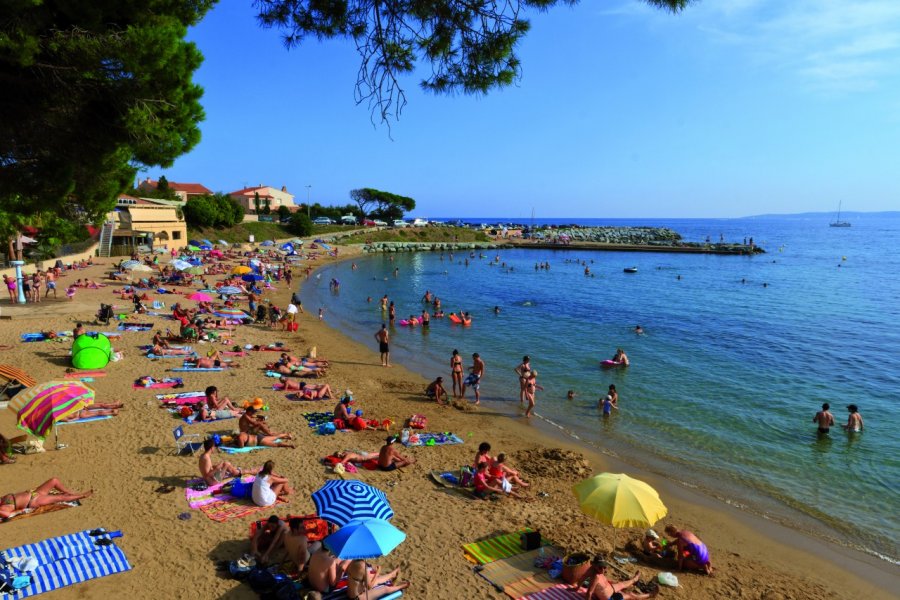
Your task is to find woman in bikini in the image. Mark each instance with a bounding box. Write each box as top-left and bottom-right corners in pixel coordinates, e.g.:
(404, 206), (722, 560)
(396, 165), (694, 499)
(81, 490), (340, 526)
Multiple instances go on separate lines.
(345, 560), (409, 600)
(1, 479), (93, 520)
(450, 349), (464, 398)
(523, 370), (543, 418)
(514, 356), (531, 405)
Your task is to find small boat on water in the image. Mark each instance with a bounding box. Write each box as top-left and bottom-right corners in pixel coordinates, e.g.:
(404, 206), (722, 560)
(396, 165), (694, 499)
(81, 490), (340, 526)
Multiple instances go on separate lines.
(830, 201), (851, 227)
(623, 267), (638, 273)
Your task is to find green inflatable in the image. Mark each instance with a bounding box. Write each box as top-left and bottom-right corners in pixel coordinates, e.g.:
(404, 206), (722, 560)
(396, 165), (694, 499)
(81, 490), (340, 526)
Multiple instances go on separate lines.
(72, 334), (112, 370)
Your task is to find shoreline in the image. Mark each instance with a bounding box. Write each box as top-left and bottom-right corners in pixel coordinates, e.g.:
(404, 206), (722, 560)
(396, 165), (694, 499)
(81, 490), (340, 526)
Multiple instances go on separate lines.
(0, 245), (895, 599)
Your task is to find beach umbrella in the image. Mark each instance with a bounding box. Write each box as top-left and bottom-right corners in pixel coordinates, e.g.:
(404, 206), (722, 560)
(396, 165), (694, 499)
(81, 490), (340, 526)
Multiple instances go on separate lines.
(241, 273), (264, 282)
(260, 240), (275, 247)
(212, 307), (250, 320)
(188, 292), (213, 302)
(7, 381), (94, 441)
(209, 249), (224, 258)
(323, 518), (406, 560)
(573, 473), (667, 549)
(127, 263), (153, 272)
(169, 259), (193, 271)
(119, 260), (142, 270)
(188, 239), (202, 246)
(217, 286), (243, 295)
(187, 245), (201, 252)
(217, 240), (230, 247)
(185, 266), (205, 275)
(202, 239), (213, 246)
(312, 480), (394, 526)
(199, 244), (212, 251)
(231, 266), (252, 275)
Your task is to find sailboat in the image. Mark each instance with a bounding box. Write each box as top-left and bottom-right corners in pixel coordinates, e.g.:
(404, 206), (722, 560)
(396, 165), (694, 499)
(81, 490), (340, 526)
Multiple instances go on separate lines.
(830, 201), (851, 227)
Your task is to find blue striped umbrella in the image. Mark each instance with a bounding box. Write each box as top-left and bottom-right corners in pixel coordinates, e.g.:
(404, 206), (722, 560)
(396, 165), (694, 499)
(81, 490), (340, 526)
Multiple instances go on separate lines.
(323, 518), (405, 560)
(312, 480), (394, 526)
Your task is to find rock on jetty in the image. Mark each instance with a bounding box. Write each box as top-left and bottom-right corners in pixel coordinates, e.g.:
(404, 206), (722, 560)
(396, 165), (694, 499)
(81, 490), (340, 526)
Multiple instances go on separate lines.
(361, 242), (495, 253)
(545, 226), (681, 244)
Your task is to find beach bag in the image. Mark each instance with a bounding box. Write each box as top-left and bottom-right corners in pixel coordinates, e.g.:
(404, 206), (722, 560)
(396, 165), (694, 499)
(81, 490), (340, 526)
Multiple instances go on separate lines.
(331, 418), (345, 430)
(459, 466), (474, 487)
(409, 414), (427, 429)
(230, 478), (254, 499)
(657, 572), (678, 587)
(521, 530), (542, 551)
(318, 422), (336, 435)
(248, 566), (288, 594)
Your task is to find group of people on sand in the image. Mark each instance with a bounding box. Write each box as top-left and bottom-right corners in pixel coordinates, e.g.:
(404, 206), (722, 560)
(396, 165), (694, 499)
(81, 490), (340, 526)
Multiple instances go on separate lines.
(472, 442), (529, 500)
(813, 403), (864, 435)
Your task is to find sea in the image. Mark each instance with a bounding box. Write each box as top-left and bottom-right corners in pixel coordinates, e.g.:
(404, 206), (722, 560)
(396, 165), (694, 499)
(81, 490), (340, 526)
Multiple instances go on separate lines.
(299, 214), (900, 564)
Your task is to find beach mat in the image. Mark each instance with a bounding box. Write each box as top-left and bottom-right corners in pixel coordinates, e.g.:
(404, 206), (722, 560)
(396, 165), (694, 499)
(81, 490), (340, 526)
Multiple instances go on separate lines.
(0, 364), (38, 387)
(133, 377), (184, 389)
(478, 547), (564, 598)
(117, 323), (153, 331)
(0, 500), (81, 524)
(63, 370), (107, 379)
(169, 367), (224, 372)
(146, 353), (197, 359)
(1, 528), (131, 599)
(402, 432), (464, 447)
(156, 391), (205, 405)
(198, 496), (286, 523)
(463, 529), (551, 565)
(302, 412), (334, 428)
(519, 584), (584, 600)
(219, 444), (278, 454)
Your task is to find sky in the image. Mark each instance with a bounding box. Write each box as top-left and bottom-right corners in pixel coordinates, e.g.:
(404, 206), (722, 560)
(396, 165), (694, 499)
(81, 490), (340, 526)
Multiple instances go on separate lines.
(159, 0), (900, 219)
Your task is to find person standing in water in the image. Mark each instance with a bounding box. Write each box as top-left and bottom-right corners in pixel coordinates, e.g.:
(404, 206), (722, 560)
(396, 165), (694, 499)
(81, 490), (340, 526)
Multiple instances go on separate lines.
(514, 356), (531, 405)
(450, 349), (464, 398)
(523, 370), (543, 418)
(374, 324), (391, 367)
(463, 353), (485, 405)
(388, 301), (396, 325)
(843, 405), (864, 432)
(813, 403), (835, 434)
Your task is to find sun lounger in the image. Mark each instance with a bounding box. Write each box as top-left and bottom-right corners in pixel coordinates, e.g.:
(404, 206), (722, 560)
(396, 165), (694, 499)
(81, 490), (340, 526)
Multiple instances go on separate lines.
(0, 529), (131, 598)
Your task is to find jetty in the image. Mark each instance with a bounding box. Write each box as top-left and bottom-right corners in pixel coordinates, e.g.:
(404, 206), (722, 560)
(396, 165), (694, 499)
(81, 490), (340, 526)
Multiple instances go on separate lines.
(505, 241), (763, 255)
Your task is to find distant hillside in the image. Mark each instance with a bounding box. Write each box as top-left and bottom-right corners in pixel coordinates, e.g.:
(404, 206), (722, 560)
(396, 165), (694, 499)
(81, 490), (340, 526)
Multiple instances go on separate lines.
(739, 211), (900, 220)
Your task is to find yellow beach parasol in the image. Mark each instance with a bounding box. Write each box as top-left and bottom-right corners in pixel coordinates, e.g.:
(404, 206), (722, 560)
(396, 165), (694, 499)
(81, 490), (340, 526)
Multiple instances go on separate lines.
(231, 265), (252, 275)
(573, 473), (667, 549)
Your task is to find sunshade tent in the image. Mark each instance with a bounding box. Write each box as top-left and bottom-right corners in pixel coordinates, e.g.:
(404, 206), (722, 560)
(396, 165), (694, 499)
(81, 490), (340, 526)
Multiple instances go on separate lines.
(218, 240), (230, 247)
(7, 381), (94, 439)
(71, 334), (112, 370)
(202, 239), (213, 246)
(573, 473), (667, 549)
(312, 480), (394, 526)
(260, 240), (275, 246)
(188, 239), (202, 246)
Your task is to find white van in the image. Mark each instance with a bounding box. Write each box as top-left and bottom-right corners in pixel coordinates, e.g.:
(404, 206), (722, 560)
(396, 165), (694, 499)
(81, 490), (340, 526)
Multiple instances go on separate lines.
(412, 218), (428, 227)
(340, 215), (357, 225)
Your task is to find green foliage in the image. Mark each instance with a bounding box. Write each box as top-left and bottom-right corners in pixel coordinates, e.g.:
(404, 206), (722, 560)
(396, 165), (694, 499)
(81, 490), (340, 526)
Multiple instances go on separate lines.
(0, 2), (213, 223)
(263, 198), (271, 214)
(308, 202), (360, 222)
(288, 212), (313, 237)
(254, 192), (261, 213)
(277, 205), (291, 220)
(340, 226), (490, 245)
(255, 1), (691, 123)
(182, 193), (244, 228)
(350, 188), (415, 221)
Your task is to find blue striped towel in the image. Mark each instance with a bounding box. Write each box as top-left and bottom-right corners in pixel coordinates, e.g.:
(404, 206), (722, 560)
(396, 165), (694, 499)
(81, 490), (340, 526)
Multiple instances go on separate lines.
(1, 529), (131, 599)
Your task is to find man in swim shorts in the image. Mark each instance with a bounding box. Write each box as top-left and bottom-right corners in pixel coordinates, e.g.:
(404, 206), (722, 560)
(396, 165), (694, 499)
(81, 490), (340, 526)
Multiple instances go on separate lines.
(198, 439), (241, 485)
(374, 324), (391, 367)
(812, 402), (835, 434)
(463, 353), (485, 405)
(378, 436), (415, 471)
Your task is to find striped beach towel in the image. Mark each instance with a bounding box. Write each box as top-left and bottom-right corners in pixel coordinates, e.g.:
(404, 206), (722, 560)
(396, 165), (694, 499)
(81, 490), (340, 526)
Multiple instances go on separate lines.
(477, 547), (564, 598)
(156, 391), (205, 405)
(519, 584), (584, 599)
(463, 529), (551, 565)
(198, 497), (286, 523)
(1, 529), (131, 599)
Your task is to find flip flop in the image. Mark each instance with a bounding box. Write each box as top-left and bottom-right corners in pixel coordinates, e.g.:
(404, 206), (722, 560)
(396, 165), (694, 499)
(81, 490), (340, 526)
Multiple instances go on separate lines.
(155, 484), (176, 494)
(177, 512), (192, 521)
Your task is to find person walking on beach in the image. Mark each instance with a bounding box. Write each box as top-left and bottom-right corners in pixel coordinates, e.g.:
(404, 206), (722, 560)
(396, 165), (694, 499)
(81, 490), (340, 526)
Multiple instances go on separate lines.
(463, 352), (485, 405)
(514, 356), (531, 405)
(843, 405), (864, 432)
(813, 403), (835, 434)
(450, 349), (464, 397)
(523, 370), (543, 418)
(375, 324), (391, 367)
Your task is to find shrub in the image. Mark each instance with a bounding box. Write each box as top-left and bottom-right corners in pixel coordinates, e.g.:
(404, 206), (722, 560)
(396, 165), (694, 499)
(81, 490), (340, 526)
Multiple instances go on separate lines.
(288, 212), (312, 237)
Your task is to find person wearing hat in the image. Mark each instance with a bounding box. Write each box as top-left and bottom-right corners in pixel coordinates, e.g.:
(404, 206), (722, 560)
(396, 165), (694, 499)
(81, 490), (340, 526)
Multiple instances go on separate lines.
(239, 406), (293, 441)
(377, 436), (415, 471)
(641, 529), (663, 558)
(843, 404), (864, 433)
(583, 556), (656, 599)
(333, 393), (375, 431)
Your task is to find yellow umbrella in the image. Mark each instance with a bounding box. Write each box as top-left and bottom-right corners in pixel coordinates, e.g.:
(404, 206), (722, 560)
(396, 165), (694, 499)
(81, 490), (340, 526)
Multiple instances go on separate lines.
(573, 473), (667, 549)
(231, 265), (252, 275)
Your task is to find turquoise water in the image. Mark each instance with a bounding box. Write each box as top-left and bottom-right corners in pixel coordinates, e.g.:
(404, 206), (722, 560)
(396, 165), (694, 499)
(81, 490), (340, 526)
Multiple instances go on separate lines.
(301, 215), (900, 562)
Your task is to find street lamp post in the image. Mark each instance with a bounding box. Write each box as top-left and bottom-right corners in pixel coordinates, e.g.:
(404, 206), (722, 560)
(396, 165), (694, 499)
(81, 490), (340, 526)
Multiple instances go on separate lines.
(305, 185), (312, 218)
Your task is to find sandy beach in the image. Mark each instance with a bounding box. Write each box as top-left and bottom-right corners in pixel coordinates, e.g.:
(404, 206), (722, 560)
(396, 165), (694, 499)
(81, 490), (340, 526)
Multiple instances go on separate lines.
(0, 246), (896, 600)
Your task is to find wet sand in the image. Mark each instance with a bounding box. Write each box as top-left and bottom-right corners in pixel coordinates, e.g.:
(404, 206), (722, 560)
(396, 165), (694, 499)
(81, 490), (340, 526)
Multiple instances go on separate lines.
(0, 247), (896, 599)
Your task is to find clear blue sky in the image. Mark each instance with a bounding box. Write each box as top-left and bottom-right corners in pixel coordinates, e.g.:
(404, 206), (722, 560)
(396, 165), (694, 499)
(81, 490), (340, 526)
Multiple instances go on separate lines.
(159, 1), (900, 218)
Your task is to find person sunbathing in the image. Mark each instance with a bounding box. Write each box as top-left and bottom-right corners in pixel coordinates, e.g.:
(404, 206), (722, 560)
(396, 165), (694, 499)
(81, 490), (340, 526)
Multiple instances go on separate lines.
(251, 460), (294, 506)
(584, 558), (657, 600)
(345, 559), (409, 600)
(198, 402), (241, 421)
(1, 478), (93, 520)
(61, 402), (124, 420)
(308, 546), (350, 594)
(198, 439), (242, 485)
(239, 407), (292, 441)
(280, 379), (332, 398)
(149, 343), (192, 356)
(271, 363), (325, 378)
(280, 353), (330, 368)
(191, 356), (232, 369)
(377, 436), (415, 471)
(336, 450), (379, 465)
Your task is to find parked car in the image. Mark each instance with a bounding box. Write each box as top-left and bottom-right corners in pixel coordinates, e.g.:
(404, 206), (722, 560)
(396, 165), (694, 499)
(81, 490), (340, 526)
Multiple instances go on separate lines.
(411, 218), (428, 227)
(340, 215), (357, 225)
(373, 220), (388, 227)
(312, 217), (333, 225)
(392, 219), (409, 228)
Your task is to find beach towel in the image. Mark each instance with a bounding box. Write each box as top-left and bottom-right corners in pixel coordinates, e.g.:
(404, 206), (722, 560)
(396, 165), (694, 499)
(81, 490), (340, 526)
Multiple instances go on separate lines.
(253, 346), (290, 352)
(56, 415), (113, 427)
(302, 412), (334, 428)
(519, 584), (584, 600)
(63, 370), (107, 379)
(198, 496), (286, 523)
(169, 367), (224, 372)
(133, 376), (184, 389)
(264, 371), (284, 378)
(179, 411), (235, 425)
(402, 432), (464, 447)
(219, 444), (278, 454)
(146, 353), (197, 359)
(463, 529), (551, 565)
(185, 477), (246, 509)
(156, 391), (205, 404)
(322, 588), (402, 600)
(477, 547), (564, 598)
(20, 332), (71, 342)
(0, 501), (81, 524)
(285, 392), (331, 401)
(116, 323), (153, 331)
(0, 529), (131, 599)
